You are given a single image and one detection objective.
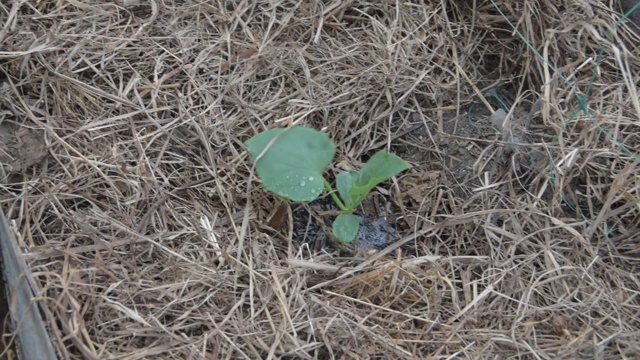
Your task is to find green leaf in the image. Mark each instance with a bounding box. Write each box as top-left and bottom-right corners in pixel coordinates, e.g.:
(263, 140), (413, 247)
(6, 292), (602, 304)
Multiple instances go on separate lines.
(245, 126), (335, 202)
(332, 214), (360, 244)
(341, 150), (412, 210)
(344, 186), (369, 211)
(336, 170), (357, 209)
(356, 149), (412, 188)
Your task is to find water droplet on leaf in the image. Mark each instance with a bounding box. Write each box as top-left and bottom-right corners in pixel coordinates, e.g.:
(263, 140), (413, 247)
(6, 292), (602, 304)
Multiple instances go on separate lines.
(308, 176), (314, 181)
(300, 181), (306, 186)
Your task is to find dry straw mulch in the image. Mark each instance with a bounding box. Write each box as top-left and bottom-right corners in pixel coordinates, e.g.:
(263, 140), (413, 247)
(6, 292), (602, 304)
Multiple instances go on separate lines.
(1, 0), (639, 359)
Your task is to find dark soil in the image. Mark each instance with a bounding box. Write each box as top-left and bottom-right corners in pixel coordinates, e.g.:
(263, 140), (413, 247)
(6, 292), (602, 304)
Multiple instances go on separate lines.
(289, 195), (402, 256)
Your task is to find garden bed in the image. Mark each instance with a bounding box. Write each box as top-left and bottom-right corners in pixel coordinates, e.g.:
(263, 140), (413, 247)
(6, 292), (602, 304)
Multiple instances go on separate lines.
(1, 0), (639, 358)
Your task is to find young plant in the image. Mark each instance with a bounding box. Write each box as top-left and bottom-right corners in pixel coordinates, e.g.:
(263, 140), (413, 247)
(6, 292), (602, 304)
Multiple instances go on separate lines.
(245, 126), (411, 244)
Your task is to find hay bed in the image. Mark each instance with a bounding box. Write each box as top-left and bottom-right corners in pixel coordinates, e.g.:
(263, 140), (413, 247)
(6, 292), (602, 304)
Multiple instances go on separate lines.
(1, 0), (639, 359)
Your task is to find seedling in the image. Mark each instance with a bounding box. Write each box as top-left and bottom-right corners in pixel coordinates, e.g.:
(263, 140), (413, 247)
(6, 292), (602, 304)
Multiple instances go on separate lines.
(245, 126), (411, 244)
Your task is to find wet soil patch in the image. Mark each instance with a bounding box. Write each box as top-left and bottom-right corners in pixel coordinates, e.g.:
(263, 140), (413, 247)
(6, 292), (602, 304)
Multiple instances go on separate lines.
(285, 195), (403, 256)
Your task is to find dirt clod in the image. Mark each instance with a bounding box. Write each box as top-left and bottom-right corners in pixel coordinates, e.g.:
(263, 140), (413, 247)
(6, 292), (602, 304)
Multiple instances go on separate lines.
(0, 121), (47, 174)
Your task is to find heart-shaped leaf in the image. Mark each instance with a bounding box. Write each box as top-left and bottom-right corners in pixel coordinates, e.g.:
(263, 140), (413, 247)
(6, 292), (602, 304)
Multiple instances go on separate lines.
(245, 126), (335, 202)
(332, 214), (360, 244)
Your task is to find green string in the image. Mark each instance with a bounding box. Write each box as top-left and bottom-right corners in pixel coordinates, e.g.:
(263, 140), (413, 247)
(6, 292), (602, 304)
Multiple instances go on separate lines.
(486, 1), (640, 235)
(488, 0), (640, 168)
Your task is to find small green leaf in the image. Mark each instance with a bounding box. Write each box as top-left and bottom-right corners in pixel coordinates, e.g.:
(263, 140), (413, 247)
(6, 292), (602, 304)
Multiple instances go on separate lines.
(344, 186), (369, 211)
(342, 150), (412, 210)
(332, 214), (360, 244)
(356, 149), (412, 188)
(336, 170), (357, 209)
(245, 126), (335, 202)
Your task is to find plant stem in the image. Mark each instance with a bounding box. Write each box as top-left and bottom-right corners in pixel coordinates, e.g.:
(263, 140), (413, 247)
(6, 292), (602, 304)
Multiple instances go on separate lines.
(324, 180), (348, 211)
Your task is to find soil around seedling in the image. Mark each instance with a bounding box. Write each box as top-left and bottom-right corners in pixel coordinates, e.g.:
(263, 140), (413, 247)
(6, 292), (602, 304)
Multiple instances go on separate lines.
(290, 195), (401, 256)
